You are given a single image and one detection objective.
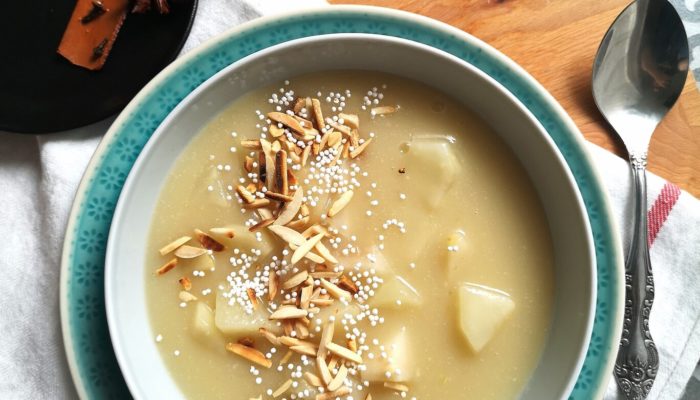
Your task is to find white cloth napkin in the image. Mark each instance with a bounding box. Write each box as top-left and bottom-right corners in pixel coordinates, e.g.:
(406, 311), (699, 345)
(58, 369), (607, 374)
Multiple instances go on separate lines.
(0, 1), (698, 399)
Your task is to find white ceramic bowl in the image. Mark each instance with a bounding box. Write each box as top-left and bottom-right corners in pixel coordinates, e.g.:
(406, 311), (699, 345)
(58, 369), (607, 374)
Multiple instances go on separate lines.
(106, 34), (595, 399)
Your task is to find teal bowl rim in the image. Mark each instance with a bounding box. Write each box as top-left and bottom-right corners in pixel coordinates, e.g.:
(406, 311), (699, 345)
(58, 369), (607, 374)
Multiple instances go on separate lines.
(59, 5), (624, 399)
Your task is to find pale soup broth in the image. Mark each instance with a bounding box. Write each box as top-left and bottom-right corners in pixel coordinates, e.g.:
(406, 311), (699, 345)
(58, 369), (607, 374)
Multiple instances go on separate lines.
(146, 71), (554, 399)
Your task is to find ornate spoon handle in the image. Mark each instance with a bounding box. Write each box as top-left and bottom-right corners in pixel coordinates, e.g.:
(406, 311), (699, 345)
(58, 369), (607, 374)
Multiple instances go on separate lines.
(614, 153), (659, 400)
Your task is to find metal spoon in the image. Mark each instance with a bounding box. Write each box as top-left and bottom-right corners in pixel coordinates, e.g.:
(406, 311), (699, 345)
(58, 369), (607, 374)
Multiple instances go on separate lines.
(592, 0), (688, 398)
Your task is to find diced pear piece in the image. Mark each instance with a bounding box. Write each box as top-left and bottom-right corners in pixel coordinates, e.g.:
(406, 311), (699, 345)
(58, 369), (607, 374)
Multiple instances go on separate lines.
(362, 327), (413, 382)
(204, 166), (230, 208)
(401, 137), (459, 209)
(458, 283), (515, 353)
(191, 301), (227, 353)
(371, 275), (422, 309)
(215, 289), (271, 336)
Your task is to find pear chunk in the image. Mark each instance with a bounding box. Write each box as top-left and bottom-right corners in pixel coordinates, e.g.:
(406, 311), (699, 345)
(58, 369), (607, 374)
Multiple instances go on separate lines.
(192, 301), (217, 337)
(371, 275), (422, 309)
(215, 288), (270, 336)
(458, 283), (515, 353)
(400, 136), (459, 209)
(362, 327), (413, 382)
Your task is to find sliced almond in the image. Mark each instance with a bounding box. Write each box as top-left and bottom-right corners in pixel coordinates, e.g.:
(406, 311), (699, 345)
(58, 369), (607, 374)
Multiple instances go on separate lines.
(243, 198), (272, 209)
(291, 232), (325, 265)
(318, 320), (334, 359)
(327, 119), (352, 136)
(301, 144), (312, 166)
(156, 258), (177, 275)
(341, 140), (350, 159)
(286, 216), (310, 231)
(384, 382), (409, 392)
(274, 187), (303, 226)
(327, 364), (348, 391)
(327, 356), (339, 371)
(300, 204), (310, 217)
(337, 275), (359, 295)
(279, 336), (318, 348)
(327, 190), (353, 217)
(350, 138), (372, 159)
(338, 113), (359, 129)
(268, 272), (279, 301)
(287, 169), (298, 186)
(272, 379), (292, 398)
(295, 320), (310, 339)
(244, 156), (254, 172)
(159, 236), (191, 256)
(174, 245), (207, 259)
(371, 106), (397, 116)
(326, 342), (363, 364)
(264, 191), (294, 202)
(320, 279), (352, 300)
(178, 276), (192, 290)
(316, 356), (333, 385)
(347, 338), (357, 353)
(275, 150), (288, 195)
(259, 327), (280, 346)
(258, 151), (267, 185)
(304, 372), (323, 387)
(236, 185), (256, 204)
(316, 387), (351, 400)
(279, 349), (293, 365)
(311, 98), (324, 129)
(314, 242), (338, 264)
(268, 225), (306, 246)
(269, 306), (308, 320)
(269, 124), (285, 138)
(194, 229), (225, 252)
(179, 291), (197, 302)
(241, 139), (262, 149)
(249, 218), (274, 232)
(261, 139), (276, 190)
(326, 130), (342, 148)
(350, 129), (360, 148)
(246, 288), (258, 308)
(268, 112), (306, 134)
(300, 285), (313, 309)
(209, 227), (235, 239)
(290, 345), (316, 356)
(271, 140), (282, 153)
(225, 343), (271, 368)
(310, 298), (334, 307)
(282, 270), (309, 290)
(309, 271), (342, 280)
(293, 97), (306, 114)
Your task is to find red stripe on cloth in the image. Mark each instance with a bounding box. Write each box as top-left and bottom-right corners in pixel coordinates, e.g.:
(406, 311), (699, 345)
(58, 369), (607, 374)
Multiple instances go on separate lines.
(647, 182), (681, 247)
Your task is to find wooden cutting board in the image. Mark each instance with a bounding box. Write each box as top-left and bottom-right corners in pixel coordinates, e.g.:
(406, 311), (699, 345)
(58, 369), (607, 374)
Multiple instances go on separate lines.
(331, 0), (700, 198)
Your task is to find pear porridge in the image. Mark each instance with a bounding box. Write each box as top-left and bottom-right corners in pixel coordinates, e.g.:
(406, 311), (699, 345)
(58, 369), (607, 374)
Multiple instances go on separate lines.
(146, 71), (555, 400)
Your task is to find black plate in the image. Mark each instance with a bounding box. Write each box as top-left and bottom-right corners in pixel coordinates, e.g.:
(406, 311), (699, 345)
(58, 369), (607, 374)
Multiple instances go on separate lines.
(0, 0), (198, 134)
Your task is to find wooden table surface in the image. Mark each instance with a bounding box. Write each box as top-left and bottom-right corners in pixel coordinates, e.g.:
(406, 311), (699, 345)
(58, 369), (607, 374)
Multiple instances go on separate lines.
(331, 0), (700, 198)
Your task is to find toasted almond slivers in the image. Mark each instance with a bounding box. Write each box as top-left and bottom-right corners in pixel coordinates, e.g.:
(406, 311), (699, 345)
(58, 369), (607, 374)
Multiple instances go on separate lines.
(243, 199), (272, 209)
(337, 275), (359, 294)
(236, 185), (256, 204)
(269, 306), (308, 320)
(241, 139), (262, 149)
(279, 349), (293, 365)
(269, 124), (285, 138)
(301, 144), (312, 166)
(244, 156), (254, 172)
(194, 229), (225, 252)
(384, 382), (409, 392)
(225, 343), (271, 368)
(174, 245), (207, 259)
(347, 338), (358, 353)
(295, 320), (310, 339)
(268, 225), (306, 246)
(327, 190), (353, 217)
(286, 216), (310, 230)
(326, 130), (342, 147)
(310, 271), (342, 280)
(264, 191), (294, 202)
(315, 387), (351, 400)
(311, 98), (324, 129)
(156, 258), (178, 275)
(350, 137), (373, 159)
(300, 204), (310, 217)
(246, 288), (258, 308)
(275, 150), (288, 195)
(159, 236), (191, 256)
(327, 356), (339, 371)
(209, 227), (235, 239)
(268, 271), (279, 301)
(271, 139), (282, 153)
(327, 364), (348, 391)
(314, 242), (338, 264)
(316, 356), (333, 385)
(179, 291), (197, 302)
(268, 112), (306, 134)
(282, 270), (309, 290)
(338, 113), (359, 129)
(274, 188), (303, 226)
(310, 298), (334, 307)
(290, 345), (316, 357)
(325, 342), (363, 364)
(259, 327), (280, 346)
(291, 232), (325, 265)
(258, 151), (267, 185)
(327, 119), (352, 136)
(178, 276), (192, 290)
(304, 372), (324, 387)
(300, 285), (313, 309)
(293, 97), (306, 114)
(272, 379), (293, 398)
(318, 320), (334, 359)
(249, 218), (275, 232)
(371, 106), (397, 116)
(320, 278), (352, 300)
(279, 336), (317, 348)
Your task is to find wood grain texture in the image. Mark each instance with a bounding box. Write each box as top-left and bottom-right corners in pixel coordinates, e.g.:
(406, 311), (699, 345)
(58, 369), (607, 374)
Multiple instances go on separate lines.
(330, 0), (700, 197)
